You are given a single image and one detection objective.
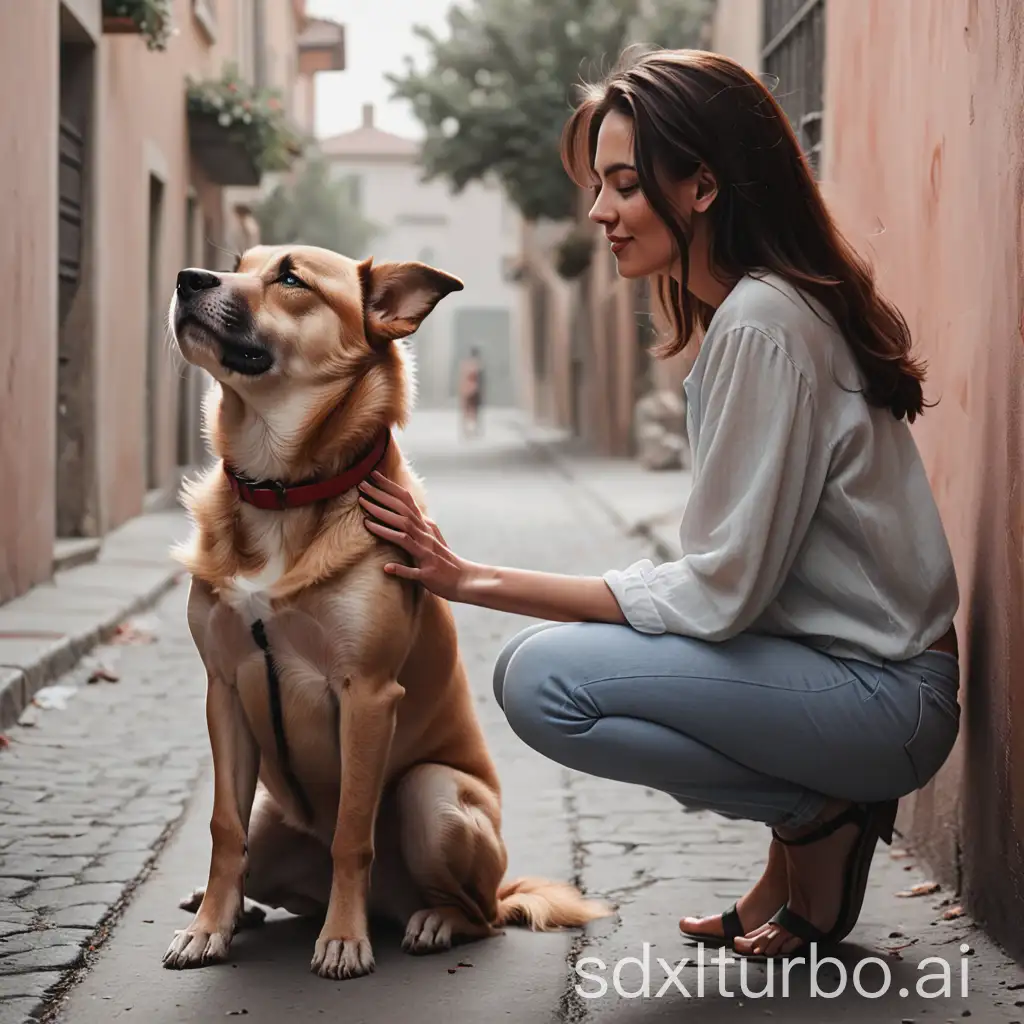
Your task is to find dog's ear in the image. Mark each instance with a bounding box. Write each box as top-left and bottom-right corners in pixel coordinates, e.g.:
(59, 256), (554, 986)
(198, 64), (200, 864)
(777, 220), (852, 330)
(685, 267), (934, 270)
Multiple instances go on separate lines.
(358, 258), (464, 344)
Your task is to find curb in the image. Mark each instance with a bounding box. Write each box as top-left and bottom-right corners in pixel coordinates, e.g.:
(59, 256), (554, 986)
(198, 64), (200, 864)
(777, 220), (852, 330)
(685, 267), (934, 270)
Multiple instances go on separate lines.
(0, 571), (181, 732)
(0, 511), (187, 732)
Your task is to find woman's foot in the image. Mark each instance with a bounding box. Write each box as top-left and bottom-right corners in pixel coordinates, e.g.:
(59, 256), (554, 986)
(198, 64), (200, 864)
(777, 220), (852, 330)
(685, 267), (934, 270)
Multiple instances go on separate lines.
(678, 835), (788, 942)
(733, 798), (861, 958)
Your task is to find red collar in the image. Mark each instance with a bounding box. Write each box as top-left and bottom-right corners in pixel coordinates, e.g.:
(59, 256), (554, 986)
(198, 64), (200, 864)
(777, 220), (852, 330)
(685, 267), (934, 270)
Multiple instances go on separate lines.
(224, 429), (391, 510)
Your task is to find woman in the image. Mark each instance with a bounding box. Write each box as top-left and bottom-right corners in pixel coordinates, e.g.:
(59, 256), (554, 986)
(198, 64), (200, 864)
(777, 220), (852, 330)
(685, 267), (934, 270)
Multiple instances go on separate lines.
(358, 48), (961, 959)
(457, 347), (485, 437)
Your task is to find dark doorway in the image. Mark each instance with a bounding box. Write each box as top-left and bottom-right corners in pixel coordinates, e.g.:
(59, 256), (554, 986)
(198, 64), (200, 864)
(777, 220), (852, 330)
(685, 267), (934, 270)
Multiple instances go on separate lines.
(145, 174), (165, 491)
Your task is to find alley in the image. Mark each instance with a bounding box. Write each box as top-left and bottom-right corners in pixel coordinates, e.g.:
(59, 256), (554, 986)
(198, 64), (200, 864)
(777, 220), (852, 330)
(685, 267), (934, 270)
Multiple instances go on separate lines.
(1, 412), (1021, 1024)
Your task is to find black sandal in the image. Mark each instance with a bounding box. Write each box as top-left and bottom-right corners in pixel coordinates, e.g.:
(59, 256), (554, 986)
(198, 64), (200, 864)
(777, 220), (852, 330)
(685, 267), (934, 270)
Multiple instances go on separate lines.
(679, 901), (750, 947)
(736, 799), (899, 959)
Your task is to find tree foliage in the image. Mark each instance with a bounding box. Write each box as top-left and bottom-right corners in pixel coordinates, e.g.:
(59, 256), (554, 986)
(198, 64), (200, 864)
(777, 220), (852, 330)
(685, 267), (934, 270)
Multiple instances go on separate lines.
(253, 153), (377, 258)
(387, 0), (713, 221)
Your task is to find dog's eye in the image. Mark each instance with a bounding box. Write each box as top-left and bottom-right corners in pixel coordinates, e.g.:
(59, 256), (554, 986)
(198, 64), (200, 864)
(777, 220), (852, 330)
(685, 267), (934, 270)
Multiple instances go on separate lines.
(277, 270), (307, 290)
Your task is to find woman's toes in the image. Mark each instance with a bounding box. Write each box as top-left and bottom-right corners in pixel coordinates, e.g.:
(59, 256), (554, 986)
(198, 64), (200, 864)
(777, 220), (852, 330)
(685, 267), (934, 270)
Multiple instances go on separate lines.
(732, 923), (771, 954)
(678, 914), (722, 937)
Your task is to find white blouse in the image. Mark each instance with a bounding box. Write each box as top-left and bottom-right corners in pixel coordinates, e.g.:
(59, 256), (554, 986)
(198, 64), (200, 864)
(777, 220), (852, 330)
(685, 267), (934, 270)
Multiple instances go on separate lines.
(603, 273), (959, 667)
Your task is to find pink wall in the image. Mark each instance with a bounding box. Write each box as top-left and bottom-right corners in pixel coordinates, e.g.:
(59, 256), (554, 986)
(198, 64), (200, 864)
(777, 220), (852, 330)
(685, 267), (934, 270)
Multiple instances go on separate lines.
(97, 0), (241, 529)
(0, 6), (59, 601)
(825, 0), (1024, 952)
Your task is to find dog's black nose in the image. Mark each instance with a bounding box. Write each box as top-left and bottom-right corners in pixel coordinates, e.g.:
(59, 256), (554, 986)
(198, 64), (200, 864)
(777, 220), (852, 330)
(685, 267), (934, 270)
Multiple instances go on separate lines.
(176, 268), (221, 300)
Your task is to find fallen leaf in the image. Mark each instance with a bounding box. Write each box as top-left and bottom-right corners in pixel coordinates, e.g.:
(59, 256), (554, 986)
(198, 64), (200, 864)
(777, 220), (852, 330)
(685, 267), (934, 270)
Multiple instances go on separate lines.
(457, 960), (474, 968)
(111, 616), (158, 645)
(32, 684), (77, 711)
(943, 905), (965, 920)
(885, 938), (920, 955)
(226, 1011), (249, 1017)
(447, 968), (457, 974)
(896, 882), (940, 898)
(87, 666), (120, 684)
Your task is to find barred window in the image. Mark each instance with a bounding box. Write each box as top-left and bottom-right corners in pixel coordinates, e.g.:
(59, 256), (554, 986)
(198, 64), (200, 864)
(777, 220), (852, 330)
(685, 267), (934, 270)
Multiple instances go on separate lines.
(762, 0), (826, 177)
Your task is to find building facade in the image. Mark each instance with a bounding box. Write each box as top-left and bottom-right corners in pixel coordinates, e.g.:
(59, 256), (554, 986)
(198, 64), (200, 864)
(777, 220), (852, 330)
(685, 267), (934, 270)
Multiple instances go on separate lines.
(0, 0), (343, 604)
(321, 105), (523, 410)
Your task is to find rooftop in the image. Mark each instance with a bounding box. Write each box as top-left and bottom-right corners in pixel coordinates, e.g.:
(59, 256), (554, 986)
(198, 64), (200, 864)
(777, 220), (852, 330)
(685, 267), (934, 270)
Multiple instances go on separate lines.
(319, 104), (420, 160)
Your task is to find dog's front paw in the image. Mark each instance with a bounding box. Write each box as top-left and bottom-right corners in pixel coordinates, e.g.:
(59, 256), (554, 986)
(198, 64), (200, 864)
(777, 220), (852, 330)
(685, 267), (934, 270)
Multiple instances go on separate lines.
(178, 887), (266, 930)
(402, 907), (458, 954)
(310, 935), (375, 980)
(163, 926), (232, 969)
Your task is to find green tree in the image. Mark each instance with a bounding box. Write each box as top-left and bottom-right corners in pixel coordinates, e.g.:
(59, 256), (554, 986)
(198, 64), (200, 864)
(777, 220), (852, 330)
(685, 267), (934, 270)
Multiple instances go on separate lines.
(253, 153), (377, 258)
(387, 0), (713, 222)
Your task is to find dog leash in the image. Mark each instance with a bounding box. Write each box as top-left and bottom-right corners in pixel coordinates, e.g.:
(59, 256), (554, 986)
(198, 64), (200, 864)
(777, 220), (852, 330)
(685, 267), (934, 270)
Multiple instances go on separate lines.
(250, 619), (315, 824)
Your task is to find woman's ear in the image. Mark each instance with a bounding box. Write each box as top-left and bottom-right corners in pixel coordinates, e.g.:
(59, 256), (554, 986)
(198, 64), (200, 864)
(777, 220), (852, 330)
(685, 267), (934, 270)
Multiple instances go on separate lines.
(692, 165), (719, 213)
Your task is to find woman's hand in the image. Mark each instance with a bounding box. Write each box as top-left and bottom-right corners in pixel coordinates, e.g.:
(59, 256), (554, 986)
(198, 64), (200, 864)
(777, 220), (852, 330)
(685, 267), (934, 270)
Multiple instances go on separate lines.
(358, 471), (474, 601)
(359, 470), (628, 625)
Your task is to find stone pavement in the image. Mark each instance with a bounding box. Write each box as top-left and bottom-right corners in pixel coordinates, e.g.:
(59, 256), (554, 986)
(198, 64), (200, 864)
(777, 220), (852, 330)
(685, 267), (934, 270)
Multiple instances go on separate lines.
(0, 510), (188, 730)
(0, 409), (1022, 1024)
(516, 418), (691, 562)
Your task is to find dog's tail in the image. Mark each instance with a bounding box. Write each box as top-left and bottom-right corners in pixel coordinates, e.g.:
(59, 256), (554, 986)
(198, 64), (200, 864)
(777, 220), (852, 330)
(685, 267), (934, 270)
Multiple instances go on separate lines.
(495, 877), (613, 931)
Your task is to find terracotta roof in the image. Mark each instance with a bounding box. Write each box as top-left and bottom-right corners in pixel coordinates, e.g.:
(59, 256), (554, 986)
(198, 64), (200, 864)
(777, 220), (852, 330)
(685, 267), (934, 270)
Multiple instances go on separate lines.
(298, 17), (345, 72)
(299, 16), (344, 50)
(320, 105), (419, 159)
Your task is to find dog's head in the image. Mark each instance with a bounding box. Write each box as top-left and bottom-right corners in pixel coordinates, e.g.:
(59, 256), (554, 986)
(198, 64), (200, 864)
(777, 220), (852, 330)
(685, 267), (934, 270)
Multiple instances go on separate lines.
(168, 244), (462, 476)
(170, 243), (462, 388)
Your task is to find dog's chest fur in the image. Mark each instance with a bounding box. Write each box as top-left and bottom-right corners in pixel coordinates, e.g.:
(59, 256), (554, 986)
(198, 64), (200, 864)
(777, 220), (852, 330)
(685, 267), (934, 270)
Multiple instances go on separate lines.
(221, 515), (291, 625)
(216, 513), (374, 686)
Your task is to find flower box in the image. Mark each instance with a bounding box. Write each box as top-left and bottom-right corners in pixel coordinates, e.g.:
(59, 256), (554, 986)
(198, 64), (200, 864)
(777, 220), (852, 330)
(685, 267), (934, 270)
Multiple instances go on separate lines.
(101, 0), (173, 51)
(102, 15), (139, 33)
(187, 111), (261, 187)
(186, 64), (305, 187)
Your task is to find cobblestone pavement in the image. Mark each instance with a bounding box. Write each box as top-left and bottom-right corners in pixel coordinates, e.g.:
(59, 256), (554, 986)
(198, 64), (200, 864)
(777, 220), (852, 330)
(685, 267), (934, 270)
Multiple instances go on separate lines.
(2, 410), (1022, 1024)
(0, 581), (206, 1023)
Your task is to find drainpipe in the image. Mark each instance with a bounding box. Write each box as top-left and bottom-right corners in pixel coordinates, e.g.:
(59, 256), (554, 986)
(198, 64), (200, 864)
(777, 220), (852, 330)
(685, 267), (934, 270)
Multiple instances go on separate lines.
(253, 0), (267, 90)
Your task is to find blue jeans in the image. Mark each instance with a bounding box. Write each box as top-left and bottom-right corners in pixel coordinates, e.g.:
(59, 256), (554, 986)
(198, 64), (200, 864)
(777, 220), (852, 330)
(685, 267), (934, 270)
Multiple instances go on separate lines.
(492, 623), (960, 829)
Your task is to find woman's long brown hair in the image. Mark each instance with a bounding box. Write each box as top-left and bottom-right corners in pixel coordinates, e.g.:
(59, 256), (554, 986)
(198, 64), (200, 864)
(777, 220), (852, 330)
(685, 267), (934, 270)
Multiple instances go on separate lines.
(561, 48), (928, 422)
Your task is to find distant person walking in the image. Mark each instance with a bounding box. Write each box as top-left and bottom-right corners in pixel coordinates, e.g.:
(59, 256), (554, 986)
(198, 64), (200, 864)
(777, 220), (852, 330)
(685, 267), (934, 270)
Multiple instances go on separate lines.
(458, 347), (484, 437)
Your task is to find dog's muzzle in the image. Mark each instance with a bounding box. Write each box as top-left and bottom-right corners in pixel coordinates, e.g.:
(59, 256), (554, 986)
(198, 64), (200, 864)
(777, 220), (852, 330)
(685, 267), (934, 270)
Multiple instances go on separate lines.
(173, 269), (274, 377)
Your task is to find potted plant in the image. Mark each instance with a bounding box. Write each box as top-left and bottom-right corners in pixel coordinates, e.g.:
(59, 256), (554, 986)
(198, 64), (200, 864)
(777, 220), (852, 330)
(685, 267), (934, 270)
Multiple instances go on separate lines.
(102, 0), (174, 51)
(554, 222), (595, 280)
(187, 64), (306, 187)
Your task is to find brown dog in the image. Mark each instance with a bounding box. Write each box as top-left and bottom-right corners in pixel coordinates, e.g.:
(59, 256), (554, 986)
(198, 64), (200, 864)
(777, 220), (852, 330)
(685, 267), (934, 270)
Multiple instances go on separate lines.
(162, 245), (610, 980)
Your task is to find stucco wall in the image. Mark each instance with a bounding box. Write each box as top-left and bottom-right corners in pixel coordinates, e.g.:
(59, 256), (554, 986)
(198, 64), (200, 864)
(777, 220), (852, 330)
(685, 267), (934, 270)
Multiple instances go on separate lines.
(97, 0), (252, 528)
(0, 5), (60, 601)
(824, 0), (1024, 952)
(710, 0), (762, 71)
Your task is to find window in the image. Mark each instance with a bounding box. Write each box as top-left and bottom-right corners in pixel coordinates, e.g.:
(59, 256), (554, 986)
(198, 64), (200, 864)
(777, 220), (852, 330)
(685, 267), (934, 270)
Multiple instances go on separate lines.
(193, 0), (218, 43)
(343, 174), (363, 211)
(761, 0), (825, 177)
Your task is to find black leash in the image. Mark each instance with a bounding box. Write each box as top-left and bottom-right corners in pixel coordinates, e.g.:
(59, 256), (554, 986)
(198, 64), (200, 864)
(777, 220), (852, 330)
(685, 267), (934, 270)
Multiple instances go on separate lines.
(250, 619), (314, 823)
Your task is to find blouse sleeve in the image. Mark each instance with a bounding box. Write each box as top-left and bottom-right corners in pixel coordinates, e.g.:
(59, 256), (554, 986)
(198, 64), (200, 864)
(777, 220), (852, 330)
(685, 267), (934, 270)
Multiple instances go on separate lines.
(602, 325), (823, 639)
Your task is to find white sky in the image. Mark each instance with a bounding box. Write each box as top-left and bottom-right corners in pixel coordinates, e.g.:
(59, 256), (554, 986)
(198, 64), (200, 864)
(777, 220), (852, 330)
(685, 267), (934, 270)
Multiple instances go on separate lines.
(306, 0), (455, 141)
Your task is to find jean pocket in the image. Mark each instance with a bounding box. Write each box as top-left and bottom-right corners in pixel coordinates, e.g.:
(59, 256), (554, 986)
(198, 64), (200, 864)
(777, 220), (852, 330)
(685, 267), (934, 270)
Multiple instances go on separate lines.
(904, 681), (961, 789)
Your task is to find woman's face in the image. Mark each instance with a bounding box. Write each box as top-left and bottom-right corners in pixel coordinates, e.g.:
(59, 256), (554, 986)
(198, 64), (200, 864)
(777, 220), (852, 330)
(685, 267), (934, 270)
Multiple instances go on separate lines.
(588, 110), (714, 281)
